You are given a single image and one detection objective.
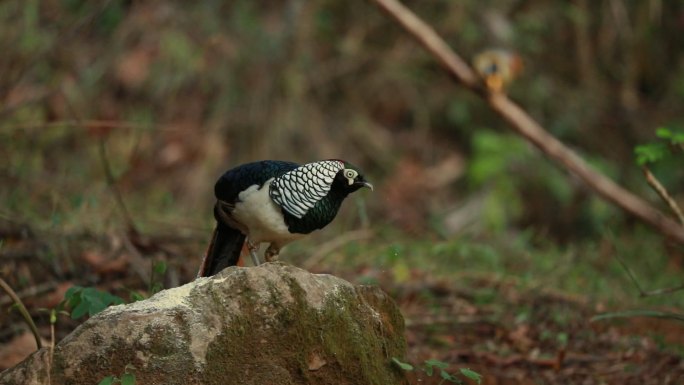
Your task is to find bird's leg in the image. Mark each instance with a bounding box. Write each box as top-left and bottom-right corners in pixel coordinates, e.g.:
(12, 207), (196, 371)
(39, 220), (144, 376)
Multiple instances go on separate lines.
(264, 244), (280, 262)
(246, 239), (261, 266)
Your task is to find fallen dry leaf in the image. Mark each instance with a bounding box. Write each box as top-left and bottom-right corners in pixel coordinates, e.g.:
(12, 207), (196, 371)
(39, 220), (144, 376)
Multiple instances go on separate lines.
(307, 352), (327, 371)
(81, 251), (130, 274)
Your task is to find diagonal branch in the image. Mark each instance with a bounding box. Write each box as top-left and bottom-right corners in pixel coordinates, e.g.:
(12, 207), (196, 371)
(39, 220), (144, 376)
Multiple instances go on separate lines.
(370, 0), (684, 244)
(642, 166), (684, 226)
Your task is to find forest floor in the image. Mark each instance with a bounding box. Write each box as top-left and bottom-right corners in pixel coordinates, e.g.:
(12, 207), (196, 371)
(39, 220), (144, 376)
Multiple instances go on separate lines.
(1, 223), (683, 385)
(366, 268), (684, 385)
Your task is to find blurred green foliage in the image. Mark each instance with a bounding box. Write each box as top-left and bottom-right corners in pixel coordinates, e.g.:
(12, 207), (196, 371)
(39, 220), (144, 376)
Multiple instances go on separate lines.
(61, 286), (125, 319)
(0, 0), (683, 301)
(97, 364), (137, 385)
(391, 357), (482, 384)
(2, 0), (683, 234)
(635, 127), (684, 165)
(323, 226), (684, 310)
(467, 130), (527, 230)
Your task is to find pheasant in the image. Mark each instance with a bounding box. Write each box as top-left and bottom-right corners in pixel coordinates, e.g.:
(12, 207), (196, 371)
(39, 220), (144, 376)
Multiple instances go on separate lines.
(197, 160), (373, 277)
(472, 48), (523, 93)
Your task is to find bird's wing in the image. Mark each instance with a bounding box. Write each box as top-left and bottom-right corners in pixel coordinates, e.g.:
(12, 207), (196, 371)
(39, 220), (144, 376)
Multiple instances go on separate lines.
(269, 160), (344, 219)
(215, 160), (300, 204)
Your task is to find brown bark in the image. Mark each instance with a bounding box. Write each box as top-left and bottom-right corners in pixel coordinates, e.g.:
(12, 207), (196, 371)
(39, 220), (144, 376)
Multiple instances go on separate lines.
(370, 0), (684, 244)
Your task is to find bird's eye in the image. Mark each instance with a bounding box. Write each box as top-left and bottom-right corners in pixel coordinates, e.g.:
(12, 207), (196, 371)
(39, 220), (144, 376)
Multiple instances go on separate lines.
(344, 169), (357, 179)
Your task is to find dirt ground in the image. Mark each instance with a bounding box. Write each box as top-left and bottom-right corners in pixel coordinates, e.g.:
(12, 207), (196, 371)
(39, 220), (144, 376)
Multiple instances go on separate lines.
(1, 228), (683, 384)
(362, 269), (684, 385)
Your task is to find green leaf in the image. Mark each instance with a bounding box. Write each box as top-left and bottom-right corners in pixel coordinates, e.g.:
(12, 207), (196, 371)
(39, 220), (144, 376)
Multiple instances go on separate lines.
(634, 143), (668, 165)
(425, 359), (449, 369)
(71, 300), (90, 320)
(49, 309), (57, 324)
(673, 132), (684, 144)
(391, 357), (414, 371)
(120, 373), (136, 385)
(64, 286), (83, 309)
(97, 375), (115, 385)
(153, 261), (167, 275)
(87, 297), (108, 316)
(64, 286), (83, 301)
(459, 368), (483, 384)
(129, 291), (146, 302)
(81, 287), (101, 302)
(424, 358), (449, 376)
(66, 295), (82, 310)
(64, 286), (125, 319)
(102, 291), (125, 306)
(656, 127), (672, 139)
(656, 127), (684, 144)
(150, 282), (164, 295)
(440, 369), (462, 383)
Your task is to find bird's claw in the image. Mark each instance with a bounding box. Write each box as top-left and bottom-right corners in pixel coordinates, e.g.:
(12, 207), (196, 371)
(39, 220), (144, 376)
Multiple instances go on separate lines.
(247, 240), (261, 266)
(264, 244), (280, 262)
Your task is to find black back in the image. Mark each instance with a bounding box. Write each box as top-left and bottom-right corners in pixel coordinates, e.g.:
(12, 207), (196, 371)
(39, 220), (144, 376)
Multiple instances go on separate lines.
(215, 160), (299, 203)
(199, 160), (299, 277)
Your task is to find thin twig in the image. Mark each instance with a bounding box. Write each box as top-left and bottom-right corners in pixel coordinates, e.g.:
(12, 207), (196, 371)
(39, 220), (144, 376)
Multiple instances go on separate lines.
(614, 253), (645, 295)
(98, 138), (139, 234)
(639, 283), (684, 297)
(591, 309), (684, 323)
(120, 232), (151, 286)
(615, 252), (684, 297)
(371, 0), (480, 90)
(1, 119), (152, 133)
(0, 278), (42, 349)
(642, 166), (684, 226)
(59, 87), (140, 235)
(49, 309), (56, 367)
(369, 0), (684, 244)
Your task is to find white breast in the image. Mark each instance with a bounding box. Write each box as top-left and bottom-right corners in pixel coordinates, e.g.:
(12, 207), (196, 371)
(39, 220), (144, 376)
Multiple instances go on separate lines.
(232, 178), (304, 246)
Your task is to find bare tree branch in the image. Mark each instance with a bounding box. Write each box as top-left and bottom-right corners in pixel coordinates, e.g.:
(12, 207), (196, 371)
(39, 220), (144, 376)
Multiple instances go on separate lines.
(370, 0), (684, 244)
(642, 166), (684, 226)
(372, 0), (480, 91)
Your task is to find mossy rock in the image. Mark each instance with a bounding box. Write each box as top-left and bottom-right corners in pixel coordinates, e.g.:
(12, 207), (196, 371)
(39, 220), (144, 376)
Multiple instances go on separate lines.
(0, 262), (409, 385)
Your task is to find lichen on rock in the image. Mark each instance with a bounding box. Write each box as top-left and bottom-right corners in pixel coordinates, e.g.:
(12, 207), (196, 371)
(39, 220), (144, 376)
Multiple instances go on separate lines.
(0, 262), (409, 385)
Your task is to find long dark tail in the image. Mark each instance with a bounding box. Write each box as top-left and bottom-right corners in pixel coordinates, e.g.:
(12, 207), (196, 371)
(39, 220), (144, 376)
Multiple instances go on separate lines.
(197, 221), (246, 277)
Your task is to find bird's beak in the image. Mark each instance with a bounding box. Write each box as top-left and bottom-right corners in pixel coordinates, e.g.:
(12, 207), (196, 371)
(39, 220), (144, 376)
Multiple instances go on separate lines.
(362, 182), (374, 191)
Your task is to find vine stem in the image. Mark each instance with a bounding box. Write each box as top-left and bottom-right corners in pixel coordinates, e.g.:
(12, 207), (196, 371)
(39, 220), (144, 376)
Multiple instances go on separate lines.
(0, 277), (42, 349)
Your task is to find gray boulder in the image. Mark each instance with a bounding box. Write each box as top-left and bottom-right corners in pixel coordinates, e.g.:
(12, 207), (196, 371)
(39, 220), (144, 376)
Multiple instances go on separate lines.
(0, 262), (408, 385)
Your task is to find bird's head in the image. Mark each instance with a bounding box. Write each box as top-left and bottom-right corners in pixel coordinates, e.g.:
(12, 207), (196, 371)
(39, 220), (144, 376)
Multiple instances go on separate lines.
(333, 161), (373, 193)
(472, 48), (523, 92)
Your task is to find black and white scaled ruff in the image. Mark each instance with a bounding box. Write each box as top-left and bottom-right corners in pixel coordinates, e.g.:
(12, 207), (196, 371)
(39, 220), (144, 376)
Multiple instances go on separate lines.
(269, 160), (344, 219)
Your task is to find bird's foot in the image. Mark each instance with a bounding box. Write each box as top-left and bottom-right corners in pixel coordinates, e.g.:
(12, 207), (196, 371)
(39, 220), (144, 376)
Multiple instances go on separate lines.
(247, 240), (262, 266)
(264, 244), (280, 263)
